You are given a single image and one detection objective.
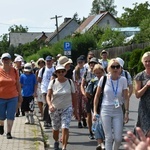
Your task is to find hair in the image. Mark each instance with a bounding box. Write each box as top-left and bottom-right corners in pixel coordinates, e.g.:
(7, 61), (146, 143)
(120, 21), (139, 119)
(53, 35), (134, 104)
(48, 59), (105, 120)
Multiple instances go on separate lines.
(107, 58), (120, 73)
(74, 65), (81, 81)
(141, 51), (150, 63)
(93, 64), (105, 73)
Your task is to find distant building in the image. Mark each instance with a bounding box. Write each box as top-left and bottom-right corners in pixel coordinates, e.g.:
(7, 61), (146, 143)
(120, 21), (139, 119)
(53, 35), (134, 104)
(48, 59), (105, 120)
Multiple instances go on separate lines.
(9, 32), (52, 47)
(75, 11), (120, 34)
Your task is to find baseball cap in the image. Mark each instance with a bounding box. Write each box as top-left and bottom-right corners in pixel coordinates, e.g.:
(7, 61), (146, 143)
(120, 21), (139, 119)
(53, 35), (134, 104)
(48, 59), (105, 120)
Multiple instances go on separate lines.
(1, 53), (11, 60)
(45, 56), (52, 61)
(116, 57), (124, 68)
(24, 63), (32, 72)
(89, 57), (98, 64)
(14, 56), (23, 62)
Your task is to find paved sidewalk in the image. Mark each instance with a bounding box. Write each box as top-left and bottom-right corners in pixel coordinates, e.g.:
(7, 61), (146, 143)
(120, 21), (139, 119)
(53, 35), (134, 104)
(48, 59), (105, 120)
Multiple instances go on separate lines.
(0, 114), (45, 150)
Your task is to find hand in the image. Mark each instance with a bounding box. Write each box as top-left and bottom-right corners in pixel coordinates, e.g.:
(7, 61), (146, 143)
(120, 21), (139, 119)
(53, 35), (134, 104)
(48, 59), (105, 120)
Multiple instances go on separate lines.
(146, 80), (150, 87)
(49, 105), (55, 112)
(124, 127), (150, 150)
(124, 113), (129, 124)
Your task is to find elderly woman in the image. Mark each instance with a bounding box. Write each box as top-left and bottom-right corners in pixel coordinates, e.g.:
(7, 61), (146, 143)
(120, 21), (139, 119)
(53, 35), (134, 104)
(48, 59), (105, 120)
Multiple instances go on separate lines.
(46, 65), (77, 150)
(93, 58), (129, 150)
(0, 53), (22, 139)
(134, 51), (150, 137)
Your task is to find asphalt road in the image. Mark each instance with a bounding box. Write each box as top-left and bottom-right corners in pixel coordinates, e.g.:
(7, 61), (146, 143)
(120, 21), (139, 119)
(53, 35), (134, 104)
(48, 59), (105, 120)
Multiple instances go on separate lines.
(38, 94), (139, 150)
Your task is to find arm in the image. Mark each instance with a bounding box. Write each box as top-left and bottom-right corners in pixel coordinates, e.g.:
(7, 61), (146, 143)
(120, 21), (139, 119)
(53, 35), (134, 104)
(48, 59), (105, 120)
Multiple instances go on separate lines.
(135, 80), (150, 98)
(123, 89), (129, 124)
(80, 78), (87, 96)
(128, 84), (133, 98)
(46, 89), (55, 112)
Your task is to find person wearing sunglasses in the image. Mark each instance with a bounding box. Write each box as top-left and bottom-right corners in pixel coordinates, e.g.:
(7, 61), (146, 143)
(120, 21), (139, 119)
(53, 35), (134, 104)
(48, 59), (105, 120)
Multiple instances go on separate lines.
(46, 65), (77, 150)
(93, 58), (129, 150)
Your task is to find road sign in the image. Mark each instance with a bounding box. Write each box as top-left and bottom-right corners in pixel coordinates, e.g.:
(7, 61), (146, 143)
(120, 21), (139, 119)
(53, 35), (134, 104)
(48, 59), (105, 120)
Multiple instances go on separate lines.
(64, 42), (72, 51)
(64, 51), (71, 55)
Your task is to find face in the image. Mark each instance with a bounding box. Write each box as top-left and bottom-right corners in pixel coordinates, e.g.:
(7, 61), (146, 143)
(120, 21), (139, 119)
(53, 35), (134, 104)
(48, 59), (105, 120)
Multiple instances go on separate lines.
(46, 60), (53, 67)
(88, 54), (94, 62)
(110, 62), (121, 74)
(94, 69), (104, 79)
(65, 63), (71, 71)
(56, 69), (66, 77)
(143, 56), (150, 69)
(89, 62), (96, 70)
(2, 57), (11, 65)
(38, 61), (45, 68)
(77, 61), (84, 68)
(101, 53), (108, 59)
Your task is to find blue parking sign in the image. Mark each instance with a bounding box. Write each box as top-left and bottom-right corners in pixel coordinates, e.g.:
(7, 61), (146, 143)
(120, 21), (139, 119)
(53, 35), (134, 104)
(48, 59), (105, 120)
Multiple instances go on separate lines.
(64, 42), (72, 51)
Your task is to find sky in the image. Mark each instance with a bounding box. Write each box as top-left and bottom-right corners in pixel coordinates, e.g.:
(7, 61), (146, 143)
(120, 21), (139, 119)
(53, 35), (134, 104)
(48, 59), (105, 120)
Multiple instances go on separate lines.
(0, 0), (146, 36)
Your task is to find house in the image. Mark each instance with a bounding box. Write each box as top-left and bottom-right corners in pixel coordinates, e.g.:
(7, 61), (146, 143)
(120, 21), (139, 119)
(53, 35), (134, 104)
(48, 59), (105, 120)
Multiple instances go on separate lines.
(46, 17), (79, 44)
(9, 32), (52, 47)
(75, 11), (120, 34)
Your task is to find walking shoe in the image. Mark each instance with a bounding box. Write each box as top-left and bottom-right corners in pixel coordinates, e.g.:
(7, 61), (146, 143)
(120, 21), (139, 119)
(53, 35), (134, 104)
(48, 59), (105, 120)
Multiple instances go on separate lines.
(44, 122), (52, 129)
(25, 118), (30, 124)
(0, 126), (4, 135)
(54, 141), (59, 150)
(6, 132), (12, 139)
(29, 114), (35, 124)
(96, 144), (102, 150)
(78, 122), (83, 128)
(82, 118), (87, 127)
(101, 143), (105, 150)
(88, 132), (95, 140)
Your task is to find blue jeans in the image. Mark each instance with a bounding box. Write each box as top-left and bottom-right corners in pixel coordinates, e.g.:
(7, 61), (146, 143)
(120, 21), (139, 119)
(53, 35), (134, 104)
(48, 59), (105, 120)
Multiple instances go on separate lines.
(0, 97), (18, 120)
(101, 105), (123, 150)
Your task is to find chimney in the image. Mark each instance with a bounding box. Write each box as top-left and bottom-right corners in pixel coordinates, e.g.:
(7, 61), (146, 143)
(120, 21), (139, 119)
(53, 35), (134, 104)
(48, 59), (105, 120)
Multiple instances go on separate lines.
(64, 17), (71, 23)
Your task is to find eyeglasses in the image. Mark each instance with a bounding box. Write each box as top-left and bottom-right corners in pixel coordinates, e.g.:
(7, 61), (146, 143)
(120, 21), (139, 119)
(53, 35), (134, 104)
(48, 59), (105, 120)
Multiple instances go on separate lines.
(111, 65), (120, 69)
(56, 70), (65, 74)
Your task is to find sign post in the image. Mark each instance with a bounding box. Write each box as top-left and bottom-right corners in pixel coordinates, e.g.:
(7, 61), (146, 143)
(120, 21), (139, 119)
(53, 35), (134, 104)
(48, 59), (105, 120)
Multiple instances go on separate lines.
(64, 42), (72, 56)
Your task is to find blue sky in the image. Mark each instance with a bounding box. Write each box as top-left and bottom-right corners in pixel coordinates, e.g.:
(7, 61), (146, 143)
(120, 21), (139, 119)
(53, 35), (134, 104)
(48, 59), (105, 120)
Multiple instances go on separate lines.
(0, 0), (145, 36)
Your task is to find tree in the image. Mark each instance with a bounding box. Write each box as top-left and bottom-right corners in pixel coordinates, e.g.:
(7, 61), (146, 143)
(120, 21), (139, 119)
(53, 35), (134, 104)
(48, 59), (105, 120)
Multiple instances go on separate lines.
(0, 34), (9, 55)
(119, 1), (150, 26)
(8, 24), (28, 33)
(90, 0), (117, 16)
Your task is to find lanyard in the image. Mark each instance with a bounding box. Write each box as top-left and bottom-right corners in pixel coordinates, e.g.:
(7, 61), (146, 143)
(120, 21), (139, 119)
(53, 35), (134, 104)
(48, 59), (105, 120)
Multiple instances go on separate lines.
(110, 77), (119, 97)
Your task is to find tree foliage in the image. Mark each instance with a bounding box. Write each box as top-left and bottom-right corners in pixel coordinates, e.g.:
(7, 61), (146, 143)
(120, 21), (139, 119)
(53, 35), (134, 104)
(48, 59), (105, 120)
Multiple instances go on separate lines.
(90, 0), (117, 16)
(8, 24), (28, 33)
(119, 1), (150, 26)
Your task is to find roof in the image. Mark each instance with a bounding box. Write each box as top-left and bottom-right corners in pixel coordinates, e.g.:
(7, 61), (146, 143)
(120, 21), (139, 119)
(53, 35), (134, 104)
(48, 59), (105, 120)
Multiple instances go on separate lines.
(75, 11), (120, 33)
(9, 32), (52, 47)
(112, 27), (140, 32)
(46, 18), (75, 42)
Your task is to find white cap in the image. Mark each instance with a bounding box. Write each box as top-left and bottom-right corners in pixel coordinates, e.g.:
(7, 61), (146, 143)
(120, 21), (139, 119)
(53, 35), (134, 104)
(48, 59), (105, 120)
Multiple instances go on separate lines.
(1, 53), (11, 60)
(24, 63), (32, 72)
(116, 57), (124, 68)
(14, 56), (23, 62)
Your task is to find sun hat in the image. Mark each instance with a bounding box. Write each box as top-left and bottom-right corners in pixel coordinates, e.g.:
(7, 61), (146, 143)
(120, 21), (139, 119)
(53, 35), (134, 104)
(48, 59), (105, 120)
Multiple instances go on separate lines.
(88, 57), (98, 64)
(45, 56), (52, 61)
(116, 57), (124, 68)
(100, 50), (108, 57)
(37, 58), (45, 65)
(58, 56), (72, 67)
(56, 54), (62, 58)
(24, 63), (32, 72)
(14, 56), (23, 62)
(55, 65), (66, 71)
(1, 53), (11, 60)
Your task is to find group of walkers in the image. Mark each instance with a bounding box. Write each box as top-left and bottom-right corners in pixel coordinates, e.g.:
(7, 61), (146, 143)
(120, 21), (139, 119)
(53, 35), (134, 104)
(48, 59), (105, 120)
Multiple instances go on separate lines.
(0, 50), (150, 150)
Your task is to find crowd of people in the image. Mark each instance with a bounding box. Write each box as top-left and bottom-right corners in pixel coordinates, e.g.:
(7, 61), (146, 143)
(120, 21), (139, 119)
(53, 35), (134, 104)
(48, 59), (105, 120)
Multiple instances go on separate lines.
(0, 50), (150, 150)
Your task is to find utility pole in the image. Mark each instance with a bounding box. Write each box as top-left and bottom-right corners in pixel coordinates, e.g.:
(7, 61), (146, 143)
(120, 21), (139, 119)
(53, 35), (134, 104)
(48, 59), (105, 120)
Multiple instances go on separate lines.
(50, 15), (62, 42)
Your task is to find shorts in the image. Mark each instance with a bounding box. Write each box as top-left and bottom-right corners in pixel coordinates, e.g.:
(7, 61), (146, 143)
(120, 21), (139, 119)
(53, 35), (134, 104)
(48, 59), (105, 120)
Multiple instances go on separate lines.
(22, 96), (34, 112)
(86, 98), (93, 113)
(50, 106), (73, 130)
(34, 85), (45, 103)
(0, 97), (18, 120)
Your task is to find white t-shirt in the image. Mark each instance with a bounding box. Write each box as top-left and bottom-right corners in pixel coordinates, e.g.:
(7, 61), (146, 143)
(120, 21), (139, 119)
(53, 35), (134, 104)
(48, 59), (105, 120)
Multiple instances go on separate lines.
(38, 66), (55, 93)
(98, 75), (127, 106)
(48, 78), (75, 109)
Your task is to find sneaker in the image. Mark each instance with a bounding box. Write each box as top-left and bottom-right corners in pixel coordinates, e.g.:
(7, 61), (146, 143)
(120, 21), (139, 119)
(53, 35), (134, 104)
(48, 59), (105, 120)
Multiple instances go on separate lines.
(88, 132), (95, 140)
(54, 141), (59, 150)
(0, 126), (4, 135)
(82, 118), (87, 127)
(96, 144), (102, 150)
(6, 132), (12, 139)
(78, 122), (83, 128)
(29, 114), (35, 124)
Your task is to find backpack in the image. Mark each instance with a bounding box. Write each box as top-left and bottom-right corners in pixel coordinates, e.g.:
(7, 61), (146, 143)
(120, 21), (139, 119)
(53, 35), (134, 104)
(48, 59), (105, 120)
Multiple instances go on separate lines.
(52, 78), (71, 86)
(91, 76), (107, 113)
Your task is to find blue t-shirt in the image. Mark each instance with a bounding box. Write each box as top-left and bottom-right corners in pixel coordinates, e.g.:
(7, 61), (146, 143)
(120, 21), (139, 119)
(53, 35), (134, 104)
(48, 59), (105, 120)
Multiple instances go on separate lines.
(20, 73), (37, 97)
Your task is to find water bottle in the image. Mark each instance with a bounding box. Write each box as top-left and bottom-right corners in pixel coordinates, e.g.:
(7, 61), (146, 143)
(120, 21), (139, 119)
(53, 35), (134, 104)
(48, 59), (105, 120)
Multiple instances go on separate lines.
(92, 114), (99, 132)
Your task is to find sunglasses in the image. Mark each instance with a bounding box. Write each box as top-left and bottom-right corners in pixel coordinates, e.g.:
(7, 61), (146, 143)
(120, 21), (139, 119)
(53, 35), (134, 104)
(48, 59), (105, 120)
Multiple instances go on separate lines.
(56, 70), (65, 74)
(3, 57), (10, 60)
(111, 65), (120, 69)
